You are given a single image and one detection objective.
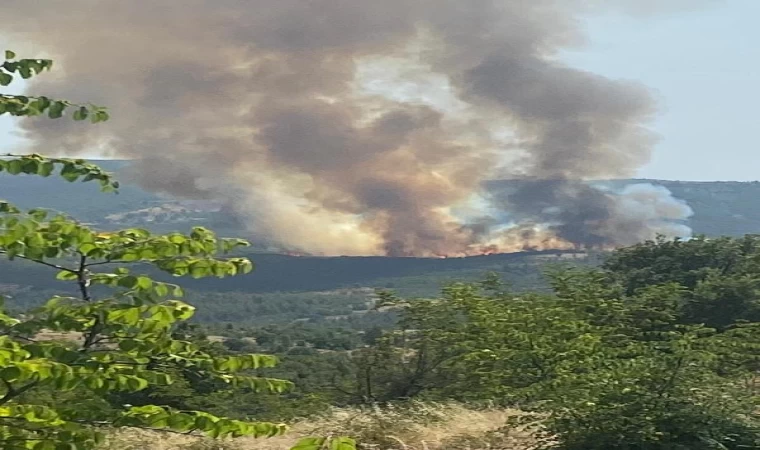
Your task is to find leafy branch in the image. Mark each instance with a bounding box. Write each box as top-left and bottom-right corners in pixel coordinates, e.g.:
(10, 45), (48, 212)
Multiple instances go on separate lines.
(1, 50), (109, 122)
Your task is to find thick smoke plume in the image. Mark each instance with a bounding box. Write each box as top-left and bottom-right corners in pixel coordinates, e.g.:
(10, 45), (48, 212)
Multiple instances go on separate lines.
(488, 181), (693, 249)
(1, 0), (700, 256)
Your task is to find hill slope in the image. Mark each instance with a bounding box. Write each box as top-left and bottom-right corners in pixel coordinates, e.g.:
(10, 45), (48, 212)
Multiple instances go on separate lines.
(3, 162), (758, 239)
(2, 161), (760, 303)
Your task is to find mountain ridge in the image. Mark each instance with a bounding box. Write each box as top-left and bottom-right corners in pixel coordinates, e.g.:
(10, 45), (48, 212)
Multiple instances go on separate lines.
(3, 160), (759, 241)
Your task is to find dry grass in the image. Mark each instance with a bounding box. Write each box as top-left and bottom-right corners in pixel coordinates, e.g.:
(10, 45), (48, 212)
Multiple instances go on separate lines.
(35, 330), (84, 343)
(103, 403), (538, 450)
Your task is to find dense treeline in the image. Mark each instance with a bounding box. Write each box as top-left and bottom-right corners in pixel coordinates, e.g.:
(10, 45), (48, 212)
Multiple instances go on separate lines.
(0, 249), (578, 297)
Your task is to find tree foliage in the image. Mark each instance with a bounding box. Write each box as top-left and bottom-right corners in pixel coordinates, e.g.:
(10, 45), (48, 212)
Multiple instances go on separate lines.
(0, 50), (354, 450)
(344, 265), (760, 449)
(604, 234), (760, 328)
(1, 50), (108, 122)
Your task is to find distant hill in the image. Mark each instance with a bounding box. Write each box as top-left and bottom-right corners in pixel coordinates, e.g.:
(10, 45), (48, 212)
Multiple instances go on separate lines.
(0, 160), (241, 236)
(2, 161), (759, 239)
(0, 248), (589, 296)
(652, 180), (760, 237)
(486, 179), (760, 238)
(0, 160), (156, 221)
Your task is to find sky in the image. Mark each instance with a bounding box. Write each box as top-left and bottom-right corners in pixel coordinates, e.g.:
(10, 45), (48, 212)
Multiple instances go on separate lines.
(1, 0), (758, 182)
(561, 0), (760, 181)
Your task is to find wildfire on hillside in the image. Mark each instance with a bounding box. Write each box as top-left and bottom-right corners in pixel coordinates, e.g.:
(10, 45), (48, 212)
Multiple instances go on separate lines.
(7, 1), (694, 260)
(277, 226), (603, 258)
(281, 251), (310, 257)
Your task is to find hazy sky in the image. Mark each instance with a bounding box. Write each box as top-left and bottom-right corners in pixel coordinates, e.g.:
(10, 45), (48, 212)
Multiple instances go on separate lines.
(1, 1), (757, 181)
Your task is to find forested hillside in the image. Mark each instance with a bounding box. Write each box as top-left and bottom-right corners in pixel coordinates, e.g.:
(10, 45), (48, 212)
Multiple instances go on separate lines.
(660, 180), (760, 236)
(3, 163), (760, 240)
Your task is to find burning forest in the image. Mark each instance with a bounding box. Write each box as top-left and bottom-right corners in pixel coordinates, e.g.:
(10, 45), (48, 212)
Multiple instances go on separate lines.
(1, 0), (698, 257)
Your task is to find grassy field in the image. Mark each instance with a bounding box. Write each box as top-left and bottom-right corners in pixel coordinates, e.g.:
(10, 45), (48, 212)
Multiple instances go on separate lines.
(104, 403), (536, 450)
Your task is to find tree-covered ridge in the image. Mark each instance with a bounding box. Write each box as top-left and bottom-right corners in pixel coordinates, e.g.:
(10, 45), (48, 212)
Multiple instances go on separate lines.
(3, 169), (760, 245)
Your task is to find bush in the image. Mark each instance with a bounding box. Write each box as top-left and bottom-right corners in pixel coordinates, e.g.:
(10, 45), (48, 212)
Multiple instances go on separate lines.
(543, 398), (760, 450)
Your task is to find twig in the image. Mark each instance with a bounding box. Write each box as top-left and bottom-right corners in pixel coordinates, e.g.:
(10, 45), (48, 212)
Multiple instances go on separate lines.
(0, 251), (77, 273)
(0, 379), (38, 405)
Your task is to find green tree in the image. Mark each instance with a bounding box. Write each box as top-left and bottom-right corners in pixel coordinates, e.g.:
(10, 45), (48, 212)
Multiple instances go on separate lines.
(0, 50), (355, 450)
(603, 235), (760, 328)
(535, 269), (760, 450)
(362, 271), (760, 449)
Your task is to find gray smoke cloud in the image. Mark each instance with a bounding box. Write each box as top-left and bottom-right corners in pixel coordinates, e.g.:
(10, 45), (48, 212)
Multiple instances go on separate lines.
(1, 0), (704, 256)
(488, 180), (693, 248)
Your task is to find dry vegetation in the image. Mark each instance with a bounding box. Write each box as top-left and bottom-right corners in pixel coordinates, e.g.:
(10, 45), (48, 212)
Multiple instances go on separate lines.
(103, 403), (537, 450)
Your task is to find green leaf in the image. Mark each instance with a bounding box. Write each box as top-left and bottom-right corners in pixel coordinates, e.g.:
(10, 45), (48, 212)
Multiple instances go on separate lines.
(55, 270), (79, 281)
(0, 201), (19, 213)
(27, 60), (44, 75)
(0, 71), (12, 86)
(126, 376), (149, 392)
(27, 209), (48, 222)
(194, 415), (217, 433)
(6, 159), (22, 175)
(166, 413), (195, 431)
(37, 161), (55, 177)
(154, 283), (169, 297)
(168, 234), (186, 244)
(1, 366), (22, 381)
(91, 109), (109, 123)
(117, 276), (138, 289)
(59, 163), (80, 182)
(72, 106), (88, 121)
(5, 50), (16, 59)
(292, 437), (327, 450)
(119, 252), (140, 262)
(330, 437), (357, 450)
(118, 339), (140, 352)
(137, 276), (153, 290)
(21, 158), (39, 174)
(78, 242), (99, 256)
(189, 260), (212, 279)
(48, 101), (65, 119)
(18, 63), (31, 79)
